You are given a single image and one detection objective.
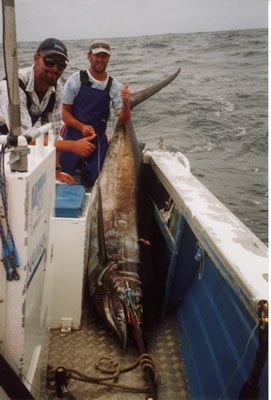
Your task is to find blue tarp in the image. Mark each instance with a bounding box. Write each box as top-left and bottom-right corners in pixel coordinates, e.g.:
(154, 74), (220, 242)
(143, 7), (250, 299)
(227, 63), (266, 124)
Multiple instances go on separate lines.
(55, 184), (86, 218)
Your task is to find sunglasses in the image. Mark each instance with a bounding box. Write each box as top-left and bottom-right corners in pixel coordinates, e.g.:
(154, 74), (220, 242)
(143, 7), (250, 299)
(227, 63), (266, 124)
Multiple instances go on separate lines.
(41, 56), (67, 71)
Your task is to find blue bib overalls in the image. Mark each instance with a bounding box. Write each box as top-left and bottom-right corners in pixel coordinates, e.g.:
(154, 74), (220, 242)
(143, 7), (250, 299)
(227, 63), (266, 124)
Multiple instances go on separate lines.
(59, 71), (113, 187)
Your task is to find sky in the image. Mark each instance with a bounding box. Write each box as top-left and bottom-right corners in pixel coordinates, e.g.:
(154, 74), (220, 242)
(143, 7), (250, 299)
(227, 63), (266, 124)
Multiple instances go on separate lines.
(0, 0), (268, 42)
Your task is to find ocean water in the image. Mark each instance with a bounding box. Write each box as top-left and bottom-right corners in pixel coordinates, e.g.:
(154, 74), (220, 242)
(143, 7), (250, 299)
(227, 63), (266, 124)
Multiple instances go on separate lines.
(1, 28), (268, 244)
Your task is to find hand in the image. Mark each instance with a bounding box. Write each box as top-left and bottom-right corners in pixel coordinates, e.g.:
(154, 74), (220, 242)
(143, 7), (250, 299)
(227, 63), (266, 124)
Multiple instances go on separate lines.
(56, 170), (75, 184)
(118, 84), (131, 125)
(81, 124), (96, 137)
(73, 135), (96, 157)
(121, 84), (130, 106)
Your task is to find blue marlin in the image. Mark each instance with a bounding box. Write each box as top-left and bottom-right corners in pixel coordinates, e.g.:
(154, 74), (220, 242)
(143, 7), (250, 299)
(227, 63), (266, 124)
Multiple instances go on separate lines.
(87, 69), (181, 350)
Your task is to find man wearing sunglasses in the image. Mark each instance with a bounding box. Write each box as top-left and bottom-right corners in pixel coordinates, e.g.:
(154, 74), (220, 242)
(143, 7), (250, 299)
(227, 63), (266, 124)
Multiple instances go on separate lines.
(59, 39), (130, 188)
(0, 38), (96, 184)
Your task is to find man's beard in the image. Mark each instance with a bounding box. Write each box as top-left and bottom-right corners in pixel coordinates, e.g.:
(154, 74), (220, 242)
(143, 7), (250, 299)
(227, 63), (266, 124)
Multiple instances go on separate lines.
(41, 70), (60, 86)
(92, 62), (106, 74)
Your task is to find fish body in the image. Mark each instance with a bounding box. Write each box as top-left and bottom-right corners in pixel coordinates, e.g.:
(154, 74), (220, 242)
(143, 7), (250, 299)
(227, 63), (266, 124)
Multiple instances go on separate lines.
(87, 69), (181, 348)
(88, 119), (142, 347)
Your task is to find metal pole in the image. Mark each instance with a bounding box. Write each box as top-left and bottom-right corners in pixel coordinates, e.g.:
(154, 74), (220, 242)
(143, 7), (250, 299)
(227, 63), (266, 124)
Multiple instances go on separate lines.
(1, 0), (31, 172)
(2, 0), (21, 137)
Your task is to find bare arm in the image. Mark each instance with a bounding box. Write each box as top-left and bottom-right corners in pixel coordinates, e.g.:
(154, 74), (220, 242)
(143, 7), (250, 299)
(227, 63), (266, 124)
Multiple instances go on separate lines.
(118, 84), (131, 125)
(43, 134), (96, 158)
(41, 137), (75, 184)
(55, 136), (96, 157)
(56, 154), (75, 184)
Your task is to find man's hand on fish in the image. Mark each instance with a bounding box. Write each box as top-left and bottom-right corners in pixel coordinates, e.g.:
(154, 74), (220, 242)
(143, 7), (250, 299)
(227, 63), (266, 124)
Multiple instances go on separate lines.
(118, 84), (131, 125)
(121, 83), (130, 106)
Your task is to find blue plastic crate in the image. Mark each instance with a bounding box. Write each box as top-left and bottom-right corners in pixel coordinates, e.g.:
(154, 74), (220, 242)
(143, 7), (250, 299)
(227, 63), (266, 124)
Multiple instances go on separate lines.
(55, 184), (86, 218)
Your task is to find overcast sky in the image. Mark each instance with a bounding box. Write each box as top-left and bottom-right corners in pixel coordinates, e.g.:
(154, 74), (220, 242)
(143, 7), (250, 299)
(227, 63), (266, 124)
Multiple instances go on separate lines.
(0, 0), (268, 42)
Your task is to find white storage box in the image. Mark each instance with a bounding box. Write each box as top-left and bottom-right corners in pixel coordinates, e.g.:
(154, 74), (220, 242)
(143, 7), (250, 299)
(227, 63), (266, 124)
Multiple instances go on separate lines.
(49, 190), (90, 330)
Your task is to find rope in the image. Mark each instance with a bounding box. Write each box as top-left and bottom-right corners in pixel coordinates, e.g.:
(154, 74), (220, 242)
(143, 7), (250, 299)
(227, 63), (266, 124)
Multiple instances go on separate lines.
(218, 321), (259, 400)
(47, 353), (158, 394)
(196, 241), (205, 280)
(198, 249), (205, 280)
(0, 147), (19, 280)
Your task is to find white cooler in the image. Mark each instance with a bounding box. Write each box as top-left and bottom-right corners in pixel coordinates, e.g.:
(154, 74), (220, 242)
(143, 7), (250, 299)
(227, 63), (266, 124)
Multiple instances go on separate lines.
(49, 185), (91, 331)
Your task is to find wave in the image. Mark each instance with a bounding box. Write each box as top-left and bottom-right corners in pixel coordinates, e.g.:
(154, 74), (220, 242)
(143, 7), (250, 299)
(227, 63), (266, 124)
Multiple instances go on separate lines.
(1, 28), (267, 243)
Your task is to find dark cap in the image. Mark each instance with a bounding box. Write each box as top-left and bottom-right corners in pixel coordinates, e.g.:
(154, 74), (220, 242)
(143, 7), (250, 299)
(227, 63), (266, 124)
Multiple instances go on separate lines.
(37, 38), (69, 61)
(89, 40), (111, 55)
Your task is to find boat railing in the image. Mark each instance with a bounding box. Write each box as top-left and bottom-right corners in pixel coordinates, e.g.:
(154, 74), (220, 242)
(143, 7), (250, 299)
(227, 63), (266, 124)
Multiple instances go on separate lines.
(0, 123), (55, 172)
(174, 151), (191, 174)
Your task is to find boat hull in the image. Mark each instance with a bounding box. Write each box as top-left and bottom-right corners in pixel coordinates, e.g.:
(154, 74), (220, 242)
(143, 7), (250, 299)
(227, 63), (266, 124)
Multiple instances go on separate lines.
(44, 149), (268, 399)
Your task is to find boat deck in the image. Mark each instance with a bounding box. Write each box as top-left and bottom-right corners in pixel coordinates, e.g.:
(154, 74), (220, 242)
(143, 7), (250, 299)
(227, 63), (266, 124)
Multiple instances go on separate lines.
(44, 294), (188, 400)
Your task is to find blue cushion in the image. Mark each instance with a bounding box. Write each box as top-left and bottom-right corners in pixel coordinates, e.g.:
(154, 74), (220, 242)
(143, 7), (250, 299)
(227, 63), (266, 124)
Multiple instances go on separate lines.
(55, 184), (86, 218)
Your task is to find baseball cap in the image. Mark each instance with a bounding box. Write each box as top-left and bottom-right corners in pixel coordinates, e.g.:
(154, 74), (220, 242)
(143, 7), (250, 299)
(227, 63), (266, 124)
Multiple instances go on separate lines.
(89, 40), (111, 55)
(37, 38), (69, 61)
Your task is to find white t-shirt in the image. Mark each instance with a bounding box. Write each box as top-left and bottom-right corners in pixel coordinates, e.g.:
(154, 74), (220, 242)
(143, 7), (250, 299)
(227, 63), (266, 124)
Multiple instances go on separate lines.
(62, 70), (123, 116)
(0, 66), (63, 138)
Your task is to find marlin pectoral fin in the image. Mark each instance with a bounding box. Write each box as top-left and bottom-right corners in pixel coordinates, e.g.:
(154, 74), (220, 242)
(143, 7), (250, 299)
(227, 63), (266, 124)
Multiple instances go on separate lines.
(97, 186), (109, 266)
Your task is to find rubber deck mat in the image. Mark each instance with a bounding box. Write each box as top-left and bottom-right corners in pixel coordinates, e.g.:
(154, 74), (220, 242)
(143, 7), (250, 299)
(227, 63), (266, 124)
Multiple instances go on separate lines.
(43, 295), (188, 400)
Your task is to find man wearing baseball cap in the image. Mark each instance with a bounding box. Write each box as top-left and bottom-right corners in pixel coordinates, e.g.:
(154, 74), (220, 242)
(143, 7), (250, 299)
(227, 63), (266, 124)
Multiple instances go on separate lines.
(36, 38), (69, 61)
(0, 38), (96, 183)
(59, 39), (131, 188)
